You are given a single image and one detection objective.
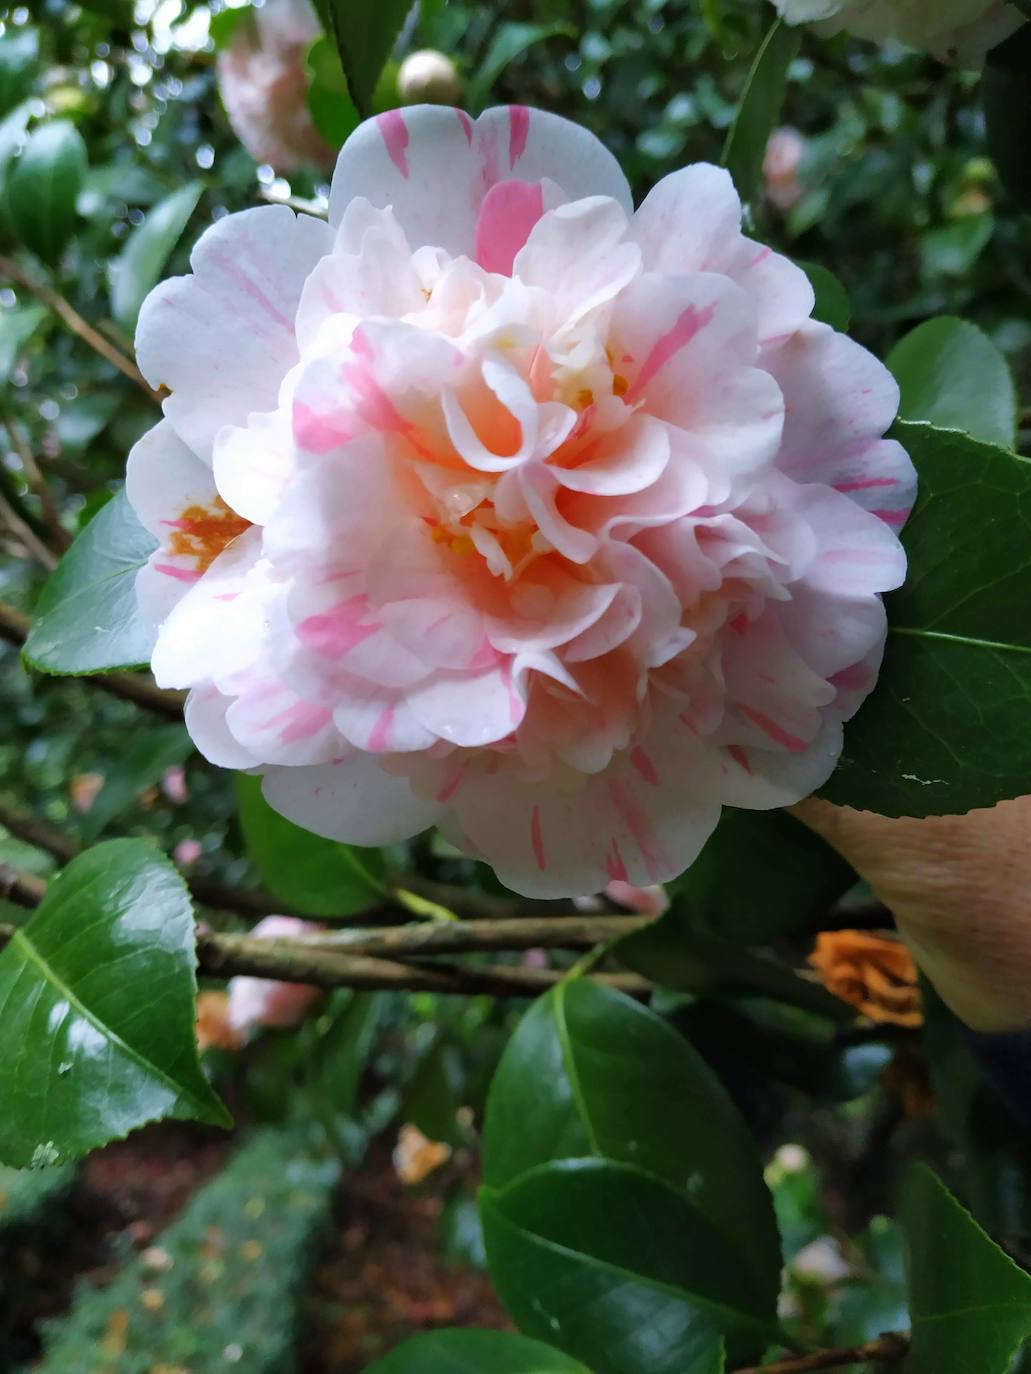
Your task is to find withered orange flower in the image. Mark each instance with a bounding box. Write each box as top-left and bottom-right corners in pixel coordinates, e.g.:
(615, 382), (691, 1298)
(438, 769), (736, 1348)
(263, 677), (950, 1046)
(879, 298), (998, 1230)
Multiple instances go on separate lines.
(808, 930), (923, 1028)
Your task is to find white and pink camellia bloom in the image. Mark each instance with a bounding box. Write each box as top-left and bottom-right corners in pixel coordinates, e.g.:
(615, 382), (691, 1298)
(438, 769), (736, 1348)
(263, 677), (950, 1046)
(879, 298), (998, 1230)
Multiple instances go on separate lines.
(127, 105), (915, 898)
(216, 0), (333, 173)
(770, 0), (1021, 67)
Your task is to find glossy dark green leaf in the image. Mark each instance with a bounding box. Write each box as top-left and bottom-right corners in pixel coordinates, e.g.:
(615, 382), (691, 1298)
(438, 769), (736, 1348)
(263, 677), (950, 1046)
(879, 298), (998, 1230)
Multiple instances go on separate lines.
(235, 774), (385, 917)
(466, 22), (574, 112)
(796, 260), (851, 332)
(631, 809), (853, 949)
(366, 1329), (591, 1373)
(983, 26), (1031, 214)
(6, 119), (87, 266)
(108, 180), (202, 331)
(0, 29), (37, 117)
(821, 422), (1031, 816)
(0, 839), (230, 1167)
(722, 19), (800, 205)
(887, 317), (1016, 450)
(23, 486), (157, 675)
(482, 979), (780, 1311)
(81, 724), (192, 840)
(306, 35), (360, 147)
(317, 0), (410, 118)
(484, 1159), (760, 1374)
(902, 1166), (1031, 1374)
(921, 984), (1031, 1240)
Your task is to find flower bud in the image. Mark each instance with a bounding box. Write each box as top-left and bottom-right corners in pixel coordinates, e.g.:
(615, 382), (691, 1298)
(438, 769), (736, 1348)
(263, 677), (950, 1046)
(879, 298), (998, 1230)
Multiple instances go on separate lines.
(397, 50), (462, 106)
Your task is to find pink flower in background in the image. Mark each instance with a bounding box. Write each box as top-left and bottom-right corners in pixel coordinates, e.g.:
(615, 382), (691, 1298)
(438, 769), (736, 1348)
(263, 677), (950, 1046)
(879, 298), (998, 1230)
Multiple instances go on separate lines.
(216, 0), (333, 173)
(227, 915), (323, 1033)
(173, 836), (203, 868)
(770, 0), (1021, 66)
(128, 105), (913, 897)
(162, 764), (189, 804)
(763, 128), (806, 212)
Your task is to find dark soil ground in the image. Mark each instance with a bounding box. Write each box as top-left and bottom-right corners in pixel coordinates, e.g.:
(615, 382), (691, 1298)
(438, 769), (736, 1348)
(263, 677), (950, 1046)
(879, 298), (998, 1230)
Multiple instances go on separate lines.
(2, 1123), (508, 1372)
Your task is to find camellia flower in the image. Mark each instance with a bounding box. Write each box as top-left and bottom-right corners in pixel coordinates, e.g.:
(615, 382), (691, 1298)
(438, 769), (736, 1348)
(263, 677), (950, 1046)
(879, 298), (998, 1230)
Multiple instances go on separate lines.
(226, 915), (323, 1033)
(763, 128), (806, 212)
(216, 0), (333, 173)
(128, 105), (914, 897)
(769, 0), (1022, 67)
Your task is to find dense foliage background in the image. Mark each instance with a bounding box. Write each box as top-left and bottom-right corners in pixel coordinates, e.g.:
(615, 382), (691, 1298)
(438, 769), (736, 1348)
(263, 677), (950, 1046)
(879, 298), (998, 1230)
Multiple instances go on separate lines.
(2, 2), (1031, 1371)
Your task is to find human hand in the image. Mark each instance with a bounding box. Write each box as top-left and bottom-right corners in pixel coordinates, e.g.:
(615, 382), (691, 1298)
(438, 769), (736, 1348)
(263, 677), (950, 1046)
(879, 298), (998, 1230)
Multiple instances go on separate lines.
(791, 796), (1031, 1034)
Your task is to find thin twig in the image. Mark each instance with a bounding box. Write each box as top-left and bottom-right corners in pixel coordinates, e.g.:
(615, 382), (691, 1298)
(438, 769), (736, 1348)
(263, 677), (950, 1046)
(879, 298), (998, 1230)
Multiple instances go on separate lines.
(0, 414), (71, 551)
(0, 254), (161, 402)
(734, 1333), (909, 1374)
(0, 864), (47, 909)
(198, 932), (654, 998)
(297, 912), (652, 958)
(0, 600), (186, 721)
(0, 488), (57, 570)
(0, 909), (654, 1000)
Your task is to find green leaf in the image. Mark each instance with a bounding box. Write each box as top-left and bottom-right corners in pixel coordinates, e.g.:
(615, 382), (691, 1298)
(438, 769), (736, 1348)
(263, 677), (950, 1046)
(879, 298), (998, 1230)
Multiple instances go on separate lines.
(920, 984), (1031, 1240)
(482, 980), (780, 1312)
(23, 486), (158, 676)
(235, 774), (385, 918)
(6, 119), (88, 267)
(81, 724), (193, 840)
(366, 1329), (591, 1373)
(466, 22), (574, 112)
(306, 35), (360, 147)
(626, 809), (854, 949)
(318, 0), (411, 118)
(821, 422), (1031, 816)
(483, 1159), (761, 1374)
(210, 4), (253, 50)
(722, 19), (800, 206)
(920, 213), (994, 279)
(0, 839), (230, 1167)
(0, 301), (47, 381)
(796, 260), (851, 332)
(0, 29), (37, 116)
(887, 317), (1016, 451)
(108, 181), (202, 332)
(983, 26), (1031, 214)
(902, 1165), (1031, 1374)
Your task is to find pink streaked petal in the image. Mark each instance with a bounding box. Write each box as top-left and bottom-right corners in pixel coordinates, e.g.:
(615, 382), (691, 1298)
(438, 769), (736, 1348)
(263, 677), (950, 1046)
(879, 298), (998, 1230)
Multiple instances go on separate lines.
(475, 179), (545, 276)
(328, 106), (631, 257)
(136, 205), (330, 462)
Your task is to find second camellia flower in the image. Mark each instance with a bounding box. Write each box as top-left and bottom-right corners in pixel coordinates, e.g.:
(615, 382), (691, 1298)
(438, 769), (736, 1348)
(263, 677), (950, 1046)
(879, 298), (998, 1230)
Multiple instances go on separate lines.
(127, 105), (914, 897)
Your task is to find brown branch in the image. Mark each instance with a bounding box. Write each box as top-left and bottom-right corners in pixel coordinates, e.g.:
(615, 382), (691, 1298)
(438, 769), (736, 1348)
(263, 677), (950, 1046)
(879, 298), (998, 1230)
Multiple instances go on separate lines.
(294, 912), (651, 958)
(196, 931), (654, 999)
(733, 1333), (909, 1374)
(0, 414), (71, 551)
(0, 904), (654, 999)
(0, 489), (57, 570)
(0, 254), (161, 402)
(0, 863), (48, 909)
(0, 600), (186, 721)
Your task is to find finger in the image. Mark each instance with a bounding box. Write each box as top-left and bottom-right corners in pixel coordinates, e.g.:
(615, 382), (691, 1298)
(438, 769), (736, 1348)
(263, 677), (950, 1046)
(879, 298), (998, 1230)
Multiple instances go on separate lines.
(791, 797), (1031, 1033)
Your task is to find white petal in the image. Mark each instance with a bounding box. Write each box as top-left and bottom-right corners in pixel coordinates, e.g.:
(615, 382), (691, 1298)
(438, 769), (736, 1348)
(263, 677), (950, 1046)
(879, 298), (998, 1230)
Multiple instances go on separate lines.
(262, 757), (444, 846)
(136, 205), (331, 461)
